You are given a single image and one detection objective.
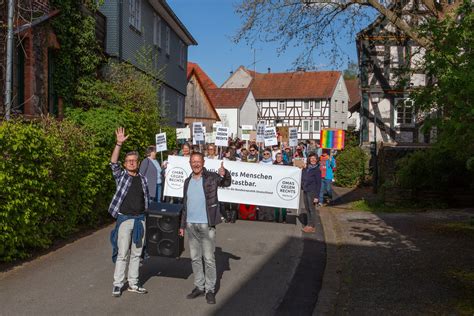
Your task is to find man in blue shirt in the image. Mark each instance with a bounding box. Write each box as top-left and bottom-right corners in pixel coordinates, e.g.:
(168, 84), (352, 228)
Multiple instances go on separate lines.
(179, 152), (231, 304)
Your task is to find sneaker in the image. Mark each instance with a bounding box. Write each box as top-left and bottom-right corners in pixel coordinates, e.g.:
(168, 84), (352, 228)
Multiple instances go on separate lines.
(186, 287), (205, 299)
(127, 285), (148, 294)
(206, 291), (216, 304)
(112, 286), (121, 297)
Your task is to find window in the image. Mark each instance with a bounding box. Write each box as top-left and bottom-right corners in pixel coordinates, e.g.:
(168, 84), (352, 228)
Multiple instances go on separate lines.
(334, 100), (338, 112)
(303, 100), (310, 111)
(165, 26), (170, 55)
(160, 87), (167, 116)
(278, 100), (286, 112)
(395, 98), (415, 125)
(129, 0), (141, 31)
(302, 120), (310, 132)
(314, 100), (320, 110)
(390, 46), (405, 68)
(153, 14), (161, 47)
(179, 41), (185, 68)
(177, 95), (184, 123)
(342, 100), (345, 113)
(312, 120), (320, 132)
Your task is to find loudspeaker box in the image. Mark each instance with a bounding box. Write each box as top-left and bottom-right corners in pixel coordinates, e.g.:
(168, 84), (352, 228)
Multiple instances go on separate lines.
(146, 202), (184, 258)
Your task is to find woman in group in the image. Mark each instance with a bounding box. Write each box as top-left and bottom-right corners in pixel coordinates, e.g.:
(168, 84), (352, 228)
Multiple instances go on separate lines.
(206, 144), (218, 159)
(273, 152), (288, 223)
(257, 148), (274, 221)
(139, 145), (162, 203)
(180, 143), (191, 157)
(300, 153), (322, 233)
(221, 147), (238, 222)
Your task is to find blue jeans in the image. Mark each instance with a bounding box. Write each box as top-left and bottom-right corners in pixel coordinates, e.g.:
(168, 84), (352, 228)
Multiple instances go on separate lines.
(303, 191), (317, 227)
(186, 223), (216, 293)
(155, 183), (162, 202)
(319, 178), (333, 203)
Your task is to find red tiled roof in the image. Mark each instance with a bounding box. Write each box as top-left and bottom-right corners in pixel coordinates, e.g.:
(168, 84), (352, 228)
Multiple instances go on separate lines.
(345, 78), (361, 111)
(187, 62), (218, 90)
(207, 88), (250, 109)
(250, 71), (341, 99)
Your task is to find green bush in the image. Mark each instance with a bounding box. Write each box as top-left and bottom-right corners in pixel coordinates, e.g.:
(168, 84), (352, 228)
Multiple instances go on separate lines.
(334, 146), (368, 187)
(0, 118), (111, 261)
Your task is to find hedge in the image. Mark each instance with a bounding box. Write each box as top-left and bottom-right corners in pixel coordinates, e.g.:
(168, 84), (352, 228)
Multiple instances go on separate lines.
(0, 118), (112, 261)
(334, 146), (368, 187)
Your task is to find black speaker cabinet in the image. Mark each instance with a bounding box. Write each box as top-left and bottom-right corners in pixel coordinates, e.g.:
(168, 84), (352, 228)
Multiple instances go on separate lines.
(146, 202), (184, 258)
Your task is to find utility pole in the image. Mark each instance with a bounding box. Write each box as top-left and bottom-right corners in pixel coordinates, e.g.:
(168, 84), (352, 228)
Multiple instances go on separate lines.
(4, 0), (15, 120)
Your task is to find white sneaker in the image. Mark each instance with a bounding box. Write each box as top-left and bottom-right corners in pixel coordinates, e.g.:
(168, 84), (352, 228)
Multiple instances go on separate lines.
(128, 286), (148, 294)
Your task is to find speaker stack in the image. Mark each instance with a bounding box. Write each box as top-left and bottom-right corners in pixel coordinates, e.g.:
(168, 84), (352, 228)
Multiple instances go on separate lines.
(146, 202), (184, 258)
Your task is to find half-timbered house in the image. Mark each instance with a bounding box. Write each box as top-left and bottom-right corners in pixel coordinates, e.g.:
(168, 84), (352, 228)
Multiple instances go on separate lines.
(356, 0), (431, 145)
(185, 62), (220, 130)
(222, 67), (349, 141)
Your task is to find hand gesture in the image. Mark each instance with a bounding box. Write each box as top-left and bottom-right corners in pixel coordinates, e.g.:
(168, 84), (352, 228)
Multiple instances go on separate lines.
(115, 127), (129, 145)
(218, 161), (226, 177)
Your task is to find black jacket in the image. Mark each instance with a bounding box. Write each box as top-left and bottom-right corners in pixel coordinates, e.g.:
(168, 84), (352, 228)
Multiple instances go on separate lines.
(301, 164), (322, 194)
(180, 168), (232, 228)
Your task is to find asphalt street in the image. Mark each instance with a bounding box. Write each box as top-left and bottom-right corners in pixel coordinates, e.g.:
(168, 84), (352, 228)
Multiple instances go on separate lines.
(0, 207), (326, 316)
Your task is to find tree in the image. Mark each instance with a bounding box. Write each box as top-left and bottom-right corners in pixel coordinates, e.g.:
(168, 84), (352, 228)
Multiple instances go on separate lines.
(343, 61), (359, 79)
(234, 0), (461, 67)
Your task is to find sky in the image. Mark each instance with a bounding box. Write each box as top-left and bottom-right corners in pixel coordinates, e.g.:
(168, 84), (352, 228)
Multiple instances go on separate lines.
(167, 0), (363, 87)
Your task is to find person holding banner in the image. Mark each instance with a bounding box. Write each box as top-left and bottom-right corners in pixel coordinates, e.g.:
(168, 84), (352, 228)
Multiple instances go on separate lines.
(257, 148), (274, 221)
(319, 149), (336, 206)
(139, 146), (162, 203)
(301, 153), (322, 233)
(179, 152), (231, 304)
(180, 143), (192, 157)
(109, 127), (149, 297)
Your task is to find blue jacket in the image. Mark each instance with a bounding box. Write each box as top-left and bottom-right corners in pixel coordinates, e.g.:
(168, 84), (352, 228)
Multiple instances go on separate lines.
(301, 164), (322, 194)
(110, 213), (145, 263)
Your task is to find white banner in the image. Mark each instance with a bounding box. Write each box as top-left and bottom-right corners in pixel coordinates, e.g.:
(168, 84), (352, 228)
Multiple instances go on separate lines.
(215, 126), (229, 147)
(289, 127), (298, 147)
(264, 126), (278, 147)
(155, 133), (167, 152)
(163, 156), (301, 209)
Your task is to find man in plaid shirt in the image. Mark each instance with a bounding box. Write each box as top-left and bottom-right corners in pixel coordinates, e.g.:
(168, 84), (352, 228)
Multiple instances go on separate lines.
(109, 127), (149, 298)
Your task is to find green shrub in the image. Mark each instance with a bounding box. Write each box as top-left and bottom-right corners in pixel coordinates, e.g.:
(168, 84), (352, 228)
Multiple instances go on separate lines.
(0, 118), (111, 261)
(334, 146), (368, 187)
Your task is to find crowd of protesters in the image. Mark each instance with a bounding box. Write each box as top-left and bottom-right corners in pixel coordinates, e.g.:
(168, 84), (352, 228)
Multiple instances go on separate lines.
(152, 137), (336, 229)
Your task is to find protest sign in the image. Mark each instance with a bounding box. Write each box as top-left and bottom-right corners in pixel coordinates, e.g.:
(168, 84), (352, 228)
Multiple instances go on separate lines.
(278, 126), (289, 142)
(206, 132), (214, 144)
(163, 156), (302, 209)
(320, 129), (345, 149)
(192, 122), (204, 141)
(215, 126), (229, 147)
(256, 121), (265, 143)
(289, 127), (298, 147)
(249, 131), (257, 142)
(241, 125), (253, 141)
(155, 133), (167, 152)
(264, 126), (278, 147)
(176, 128), (190, 140)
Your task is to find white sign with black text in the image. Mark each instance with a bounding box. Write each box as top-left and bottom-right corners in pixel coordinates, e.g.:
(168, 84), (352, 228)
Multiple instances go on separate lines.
(264, 126), (278, 147)
(155, 133), (167, 152)
(215, 126), (229, 147)
(163, 156), (302, 209)
(289, 127), (298, 147)
(192, 122), (204, 141)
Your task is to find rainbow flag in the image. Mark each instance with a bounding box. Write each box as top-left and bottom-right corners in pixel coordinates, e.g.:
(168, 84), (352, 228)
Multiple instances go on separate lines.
(320, 129), (345, 149)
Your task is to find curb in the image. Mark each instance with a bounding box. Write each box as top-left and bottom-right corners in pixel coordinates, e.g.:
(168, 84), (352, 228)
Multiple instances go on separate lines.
(314, 207), (343, 316)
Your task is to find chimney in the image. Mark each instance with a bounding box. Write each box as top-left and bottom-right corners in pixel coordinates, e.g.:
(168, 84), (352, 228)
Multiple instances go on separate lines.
(267, 67), (271, 73)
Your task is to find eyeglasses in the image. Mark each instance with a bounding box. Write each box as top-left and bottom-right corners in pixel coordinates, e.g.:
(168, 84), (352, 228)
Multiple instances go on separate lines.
(125, 159), (138, 163)
(250, 149), (256, 152)
(263, 152), (271, 156)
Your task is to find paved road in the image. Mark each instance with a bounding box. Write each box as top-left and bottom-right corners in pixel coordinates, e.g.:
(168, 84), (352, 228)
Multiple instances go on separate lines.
(0, 209), (326, 316)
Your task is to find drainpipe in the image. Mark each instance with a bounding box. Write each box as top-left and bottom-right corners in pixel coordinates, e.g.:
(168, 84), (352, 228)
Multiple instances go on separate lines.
(4, 0), (14, 120)
(118, 0), (123, 61)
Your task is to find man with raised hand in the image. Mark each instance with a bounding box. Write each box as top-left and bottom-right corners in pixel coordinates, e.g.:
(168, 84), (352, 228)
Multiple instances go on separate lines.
(109, 127), (149, 297)
(179, 153), (231, 304)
